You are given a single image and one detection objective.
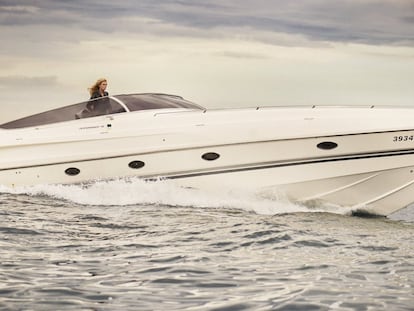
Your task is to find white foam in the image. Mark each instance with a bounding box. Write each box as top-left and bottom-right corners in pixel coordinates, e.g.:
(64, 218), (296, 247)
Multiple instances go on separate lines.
(0, 178), (352, 215)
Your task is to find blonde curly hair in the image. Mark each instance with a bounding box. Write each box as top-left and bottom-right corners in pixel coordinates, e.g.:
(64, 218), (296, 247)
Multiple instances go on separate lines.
(88, 78), (107, 97)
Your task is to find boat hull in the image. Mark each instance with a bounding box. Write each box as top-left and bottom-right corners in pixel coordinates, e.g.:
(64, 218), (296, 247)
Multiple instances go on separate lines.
(2, 128), (414, 216)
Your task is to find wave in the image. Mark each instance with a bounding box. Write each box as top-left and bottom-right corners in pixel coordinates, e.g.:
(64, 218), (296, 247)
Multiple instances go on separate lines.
(0, 177), (354, 216)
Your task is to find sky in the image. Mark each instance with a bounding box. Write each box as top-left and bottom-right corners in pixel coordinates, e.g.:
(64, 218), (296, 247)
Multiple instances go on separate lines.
(0, 0), (413, 123)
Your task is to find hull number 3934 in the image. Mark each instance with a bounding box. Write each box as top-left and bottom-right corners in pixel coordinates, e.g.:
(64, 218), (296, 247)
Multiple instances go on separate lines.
(393, 135), (414, 142)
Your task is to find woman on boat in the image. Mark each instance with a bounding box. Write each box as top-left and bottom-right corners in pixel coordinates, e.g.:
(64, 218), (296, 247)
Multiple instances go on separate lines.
(89, 78), (108, 99)
(75, 78), (111, 119)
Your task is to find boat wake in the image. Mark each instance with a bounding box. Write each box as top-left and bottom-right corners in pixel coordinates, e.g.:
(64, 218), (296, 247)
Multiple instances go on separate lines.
(0, 178), (354, 216)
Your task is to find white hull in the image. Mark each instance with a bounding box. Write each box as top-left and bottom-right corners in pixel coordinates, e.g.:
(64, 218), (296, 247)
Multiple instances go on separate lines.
(1, 94), (414, 216)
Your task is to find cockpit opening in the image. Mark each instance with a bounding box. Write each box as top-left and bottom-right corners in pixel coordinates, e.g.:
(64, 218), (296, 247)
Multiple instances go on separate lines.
(75, 97), (125, 119)
(0, 93), (203, 129)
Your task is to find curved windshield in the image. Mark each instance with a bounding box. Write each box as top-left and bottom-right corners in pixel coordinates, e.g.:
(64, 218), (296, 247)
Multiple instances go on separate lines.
(0, 97), (126, 129)
(0, 93), (201, 129)
(114, 94), (204, 112)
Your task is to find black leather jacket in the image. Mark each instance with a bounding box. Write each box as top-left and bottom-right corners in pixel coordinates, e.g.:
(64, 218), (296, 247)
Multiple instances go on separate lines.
(90, 90), (109, 99)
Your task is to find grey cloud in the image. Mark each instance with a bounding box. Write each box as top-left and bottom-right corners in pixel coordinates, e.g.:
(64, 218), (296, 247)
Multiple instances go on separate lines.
(0, 0), (413, 46)
(214, 51), (270, 60)
(0, 75), (59, 89)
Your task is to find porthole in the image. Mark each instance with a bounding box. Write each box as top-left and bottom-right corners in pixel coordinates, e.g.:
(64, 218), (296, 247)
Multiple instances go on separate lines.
(65, 167), (80, 176)
(202, 152), (220, 161)
(129, 160), (145, 169)
(317, 141), (338, 150)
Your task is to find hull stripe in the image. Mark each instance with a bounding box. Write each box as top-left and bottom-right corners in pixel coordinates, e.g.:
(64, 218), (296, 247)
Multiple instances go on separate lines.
(164, 149), (414, 180)
(2, 148), (414, 179)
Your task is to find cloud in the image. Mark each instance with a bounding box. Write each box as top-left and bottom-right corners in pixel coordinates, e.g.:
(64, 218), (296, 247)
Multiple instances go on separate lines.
(213, 51), (270, 60)
(0, 75), (59, 89)
(0, 0), (413, 46)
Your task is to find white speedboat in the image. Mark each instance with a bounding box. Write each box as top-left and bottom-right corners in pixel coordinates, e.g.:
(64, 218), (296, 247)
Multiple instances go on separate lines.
(1, 93), (414, 216)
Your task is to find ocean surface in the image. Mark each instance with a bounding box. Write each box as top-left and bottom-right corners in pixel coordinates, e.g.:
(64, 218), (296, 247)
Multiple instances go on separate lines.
(0, 178), (413, 311)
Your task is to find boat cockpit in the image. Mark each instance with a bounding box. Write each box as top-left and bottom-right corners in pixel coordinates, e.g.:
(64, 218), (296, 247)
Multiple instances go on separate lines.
(0, 93), (204, 129)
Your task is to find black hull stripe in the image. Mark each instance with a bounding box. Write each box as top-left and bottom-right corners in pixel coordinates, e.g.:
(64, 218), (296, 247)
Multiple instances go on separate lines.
(1, 148), (414, 177)
(163, 149), (414, 180)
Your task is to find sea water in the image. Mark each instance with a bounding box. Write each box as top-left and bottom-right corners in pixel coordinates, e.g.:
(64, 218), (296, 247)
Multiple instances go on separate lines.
(0, 178), (413, 310)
